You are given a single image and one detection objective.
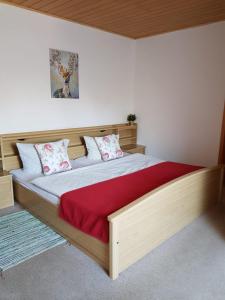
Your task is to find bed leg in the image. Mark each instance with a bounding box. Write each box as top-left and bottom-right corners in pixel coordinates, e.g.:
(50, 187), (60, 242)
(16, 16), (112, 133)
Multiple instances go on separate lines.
(109, 221), (119, 280)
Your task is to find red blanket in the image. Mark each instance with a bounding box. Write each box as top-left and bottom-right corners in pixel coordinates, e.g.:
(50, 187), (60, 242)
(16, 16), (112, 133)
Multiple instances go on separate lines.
(59, 162), (202, 243)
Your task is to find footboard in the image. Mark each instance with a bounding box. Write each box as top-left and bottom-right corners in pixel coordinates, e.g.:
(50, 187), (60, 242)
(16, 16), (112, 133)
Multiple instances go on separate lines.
(108, 166), (223, 279)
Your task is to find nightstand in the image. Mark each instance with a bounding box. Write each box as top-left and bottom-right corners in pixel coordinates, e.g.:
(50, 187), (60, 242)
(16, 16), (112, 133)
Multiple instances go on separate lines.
(122, 144), (146, 154)
(0, 171), (14, 209)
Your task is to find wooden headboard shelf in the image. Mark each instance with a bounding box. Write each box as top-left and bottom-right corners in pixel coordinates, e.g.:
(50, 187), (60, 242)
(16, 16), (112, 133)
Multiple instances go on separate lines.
(0, 123), (137, 171)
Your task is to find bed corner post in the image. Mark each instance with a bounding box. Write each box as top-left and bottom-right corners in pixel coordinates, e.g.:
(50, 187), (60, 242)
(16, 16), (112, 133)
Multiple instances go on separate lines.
(108, 219), (119, 280)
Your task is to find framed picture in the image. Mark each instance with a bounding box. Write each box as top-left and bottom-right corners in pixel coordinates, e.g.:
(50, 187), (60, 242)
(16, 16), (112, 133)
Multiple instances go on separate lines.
(49, 49), (79, 99)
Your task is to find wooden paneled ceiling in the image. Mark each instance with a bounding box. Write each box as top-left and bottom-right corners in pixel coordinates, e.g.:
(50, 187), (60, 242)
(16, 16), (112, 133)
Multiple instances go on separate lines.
(3, 0), (225, 39)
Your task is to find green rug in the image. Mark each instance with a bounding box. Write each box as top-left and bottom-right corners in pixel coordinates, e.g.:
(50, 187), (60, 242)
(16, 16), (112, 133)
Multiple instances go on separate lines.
(0, 210), (66, 272)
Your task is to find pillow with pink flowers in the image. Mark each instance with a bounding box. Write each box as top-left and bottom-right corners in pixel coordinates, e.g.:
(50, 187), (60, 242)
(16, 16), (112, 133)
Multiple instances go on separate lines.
(35, 139), (72, 175)
(94, 134), (123, 161)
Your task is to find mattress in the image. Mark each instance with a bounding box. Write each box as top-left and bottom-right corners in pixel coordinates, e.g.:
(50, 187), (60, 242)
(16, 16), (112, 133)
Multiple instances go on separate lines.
(11, 154), (162, 205)
(31, 154), (164, 197)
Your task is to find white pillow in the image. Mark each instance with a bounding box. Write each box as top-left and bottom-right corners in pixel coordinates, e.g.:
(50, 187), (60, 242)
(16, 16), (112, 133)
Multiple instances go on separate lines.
(83, 136), (102, 160)
(16, 143), (42, 174)
(35, 139), (71, 176)
(95, 134), (123, 161)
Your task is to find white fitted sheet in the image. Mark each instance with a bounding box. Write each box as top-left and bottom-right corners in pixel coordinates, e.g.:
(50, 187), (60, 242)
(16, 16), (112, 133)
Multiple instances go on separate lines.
(11, 154), (163, 205)
(31, 154), (164, 197)
(11, 154), (130, 182)
(12, 175), (60, 206)
(11, 156), (105, 206)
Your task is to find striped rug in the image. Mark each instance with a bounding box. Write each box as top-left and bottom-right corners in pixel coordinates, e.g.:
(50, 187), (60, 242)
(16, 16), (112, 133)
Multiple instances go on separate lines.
(0, 210), (66, 272)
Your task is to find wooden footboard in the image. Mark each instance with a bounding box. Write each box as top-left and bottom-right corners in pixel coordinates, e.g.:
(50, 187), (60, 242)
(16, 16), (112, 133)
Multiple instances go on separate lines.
(108, 166), (223, 279)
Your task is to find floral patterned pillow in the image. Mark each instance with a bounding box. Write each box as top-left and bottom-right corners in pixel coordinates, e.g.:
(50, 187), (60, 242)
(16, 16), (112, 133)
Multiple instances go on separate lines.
(94, 134), (123, 161)
(35, 139), (72, 175)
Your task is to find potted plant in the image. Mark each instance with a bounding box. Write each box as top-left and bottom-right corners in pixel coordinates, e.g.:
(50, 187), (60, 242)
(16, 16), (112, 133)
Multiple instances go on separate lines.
(127, 114), (136, 125)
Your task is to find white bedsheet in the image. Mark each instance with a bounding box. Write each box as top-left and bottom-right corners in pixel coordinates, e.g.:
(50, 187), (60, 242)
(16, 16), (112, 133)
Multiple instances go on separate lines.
(10, 156), (106, 206)
(12, 176), (60, 205)
(31, 154), (163, 197)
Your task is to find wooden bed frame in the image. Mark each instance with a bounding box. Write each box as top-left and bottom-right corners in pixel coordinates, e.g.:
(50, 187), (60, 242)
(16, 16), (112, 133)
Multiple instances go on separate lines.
(0, 123), (223, 279)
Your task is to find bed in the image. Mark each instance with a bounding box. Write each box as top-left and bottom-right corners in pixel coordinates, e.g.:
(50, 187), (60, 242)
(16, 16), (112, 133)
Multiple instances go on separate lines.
(0, 123), (223, 279)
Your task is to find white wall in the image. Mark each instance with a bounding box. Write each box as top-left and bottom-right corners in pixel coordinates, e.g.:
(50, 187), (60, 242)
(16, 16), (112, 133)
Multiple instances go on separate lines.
(134, 22), (225, 166)
(1, 4), (225, 166)
(0, 4), (134, 133)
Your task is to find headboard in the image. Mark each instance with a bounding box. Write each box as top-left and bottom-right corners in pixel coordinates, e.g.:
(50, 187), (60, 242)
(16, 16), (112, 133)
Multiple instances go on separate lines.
(0, 123), (137, 171)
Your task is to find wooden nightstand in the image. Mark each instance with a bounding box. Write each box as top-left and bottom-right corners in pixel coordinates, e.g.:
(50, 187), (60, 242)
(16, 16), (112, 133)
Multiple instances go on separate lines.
(0, 171), (14, 209)
(122, 144), (146, 154)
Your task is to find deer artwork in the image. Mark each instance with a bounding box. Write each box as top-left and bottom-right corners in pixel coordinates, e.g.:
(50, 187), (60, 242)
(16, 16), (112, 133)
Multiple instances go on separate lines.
(50, 49), (77, 98)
